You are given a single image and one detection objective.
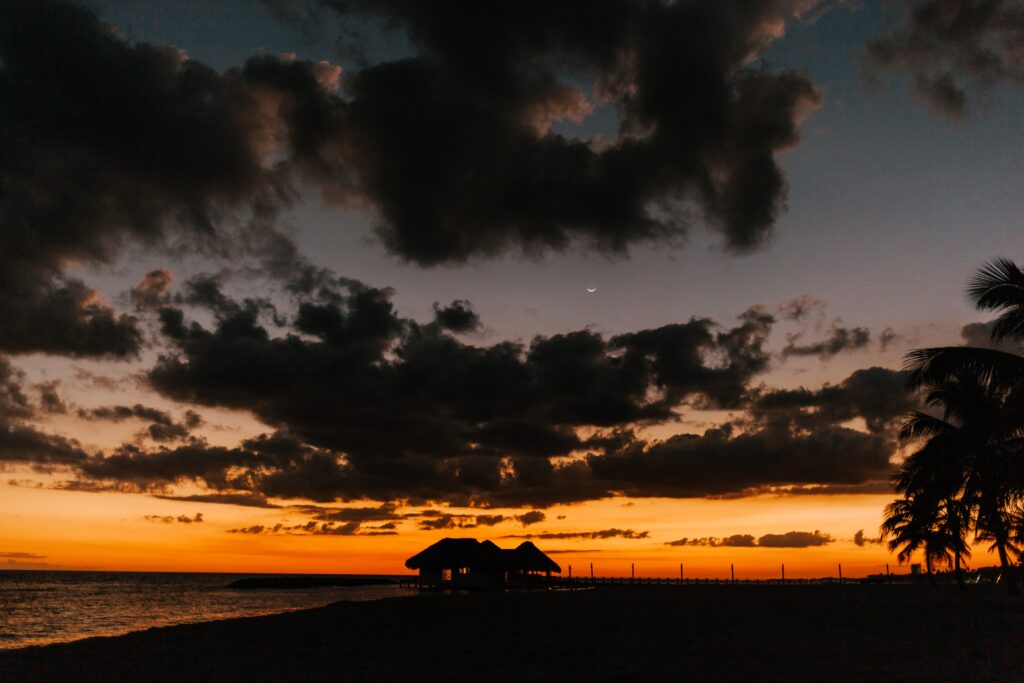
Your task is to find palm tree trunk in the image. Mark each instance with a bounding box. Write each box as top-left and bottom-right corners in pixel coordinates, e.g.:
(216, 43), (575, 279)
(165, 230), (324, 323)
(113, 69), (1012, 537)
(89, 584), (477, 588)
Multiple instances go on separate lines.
(997, 541), (1019, 596)
(926, 555), (935, 584)
(955, 552), (965, 590)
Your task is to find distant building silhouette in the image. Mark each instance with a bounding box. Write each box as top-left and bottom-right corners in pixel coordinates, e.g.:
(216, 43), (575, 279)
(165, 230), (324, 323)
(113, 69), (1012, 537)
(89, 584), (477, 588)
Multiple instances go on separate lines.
(406, 538), (560, 588)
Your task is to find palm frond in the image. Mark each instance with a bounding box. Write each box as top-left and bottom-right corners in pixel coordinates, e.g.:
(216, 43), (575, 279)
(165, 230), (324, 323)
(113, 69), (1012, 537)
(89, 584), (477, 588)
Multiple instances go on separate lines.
(899, 411), (954, 442)
(896, 435), (970, 497)
(967, 258), (1024, 310)
(990, 309), (1024, 346)
(903, 346), (1024, 390)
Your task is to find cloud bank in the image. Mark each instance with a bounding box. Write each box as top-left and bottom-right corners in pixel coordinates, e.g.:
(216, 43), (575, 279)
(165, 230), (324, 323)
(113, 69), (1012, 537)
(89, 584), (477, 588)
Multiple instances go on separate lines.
(666, 530), (834, 548)
(0, 0), (824, 363)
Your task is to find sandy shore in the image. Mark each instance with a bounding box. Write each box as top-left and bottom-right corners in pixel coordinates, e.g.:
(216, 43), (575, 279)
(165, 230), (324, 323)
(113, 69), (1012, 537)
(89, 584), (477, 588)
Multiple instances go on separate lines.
(2, 585), (1023, 681)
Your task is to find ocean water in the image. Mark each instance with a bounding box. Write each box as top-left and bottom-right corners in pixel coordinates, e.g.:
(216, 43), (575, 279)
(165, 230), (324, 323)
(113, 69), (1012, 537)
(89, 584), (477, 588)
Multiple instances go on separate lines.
(0, 570), (417, 650)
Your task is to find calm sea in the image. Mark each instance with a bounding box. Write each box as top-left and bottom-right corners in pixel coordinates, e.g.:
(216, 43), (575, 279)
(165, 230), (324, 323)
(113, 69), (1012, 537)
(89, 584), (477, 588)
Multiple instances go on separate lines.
(0, 570), (418, 650)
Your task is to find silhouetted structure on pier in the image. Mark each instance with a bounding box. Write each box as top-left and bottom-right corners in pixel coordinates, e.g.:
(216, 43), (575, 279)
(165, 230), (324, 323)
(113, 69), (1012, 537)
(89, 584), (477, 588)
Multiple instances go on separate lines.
(406, 538), (560, 588)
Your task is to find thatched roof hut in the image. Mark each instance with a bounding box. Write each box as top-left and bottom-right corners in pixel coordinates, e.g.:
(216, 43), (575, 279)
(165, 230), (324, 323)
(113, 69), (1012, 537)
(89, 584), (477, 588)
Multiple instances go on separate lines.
(405, 538), (560, 587)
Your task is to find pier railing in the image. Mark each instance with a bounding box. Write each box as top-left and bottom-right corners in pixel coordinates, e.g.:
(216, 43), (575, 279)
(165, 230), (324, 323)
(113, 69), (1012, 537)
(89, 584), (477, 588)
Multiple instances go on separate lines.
(399, 576), (865, 588)
(551, 576), (854, 587)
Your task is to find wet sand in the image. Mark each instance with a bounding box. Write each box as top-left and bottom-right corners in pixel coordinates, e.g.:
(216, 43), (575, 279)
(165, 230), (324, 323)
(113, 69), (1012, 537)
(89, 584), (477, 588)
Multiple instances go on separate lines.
(2, 585), (1023, 681)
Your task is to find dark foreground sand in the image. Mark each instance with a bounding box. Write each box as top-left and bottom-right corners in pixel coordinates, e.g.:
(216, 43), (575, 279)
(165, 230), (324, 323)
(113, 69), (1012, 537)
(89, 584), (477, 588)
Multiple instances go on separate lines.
(3, 585), (1023, 682)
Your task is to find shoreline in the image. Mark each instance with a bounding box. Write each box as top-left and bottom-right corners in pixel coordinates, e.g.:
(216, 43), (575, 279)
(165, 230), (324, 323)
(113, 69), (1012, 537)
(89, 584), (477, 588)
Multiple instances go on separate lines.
(0, 592), (427, 654)
(0, 575), (416, 653)
(3, 585), (1024, 681)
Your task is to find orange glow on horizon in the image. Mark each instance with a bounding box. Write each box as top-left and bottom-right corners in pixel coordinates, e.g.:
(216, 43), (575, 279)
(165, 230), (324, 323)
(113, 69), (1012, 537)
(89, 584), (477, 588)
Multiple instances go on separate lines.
(2, 480), (999, 579)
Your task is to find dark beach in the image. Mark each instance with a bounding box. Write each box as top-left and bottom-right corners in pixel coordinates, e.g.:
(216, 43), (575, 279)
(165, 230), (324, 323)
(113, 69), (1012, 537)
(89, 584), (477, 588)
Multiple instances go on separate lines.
(3, 585), (1023, 682)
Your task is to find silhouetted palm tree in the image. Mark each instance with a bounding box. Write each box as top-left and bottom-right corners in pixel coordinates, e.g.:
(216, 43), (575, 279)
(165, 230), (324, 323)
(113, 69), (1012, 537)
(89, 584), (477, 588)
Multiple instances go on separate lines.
(893, 405), (969, 583)
(898, 258), (1024, 594)
(882, 490), (972, 585)
(898, 364), (1024, 591)
(881, 494), (939, 577)
(936, 497), (973, 588)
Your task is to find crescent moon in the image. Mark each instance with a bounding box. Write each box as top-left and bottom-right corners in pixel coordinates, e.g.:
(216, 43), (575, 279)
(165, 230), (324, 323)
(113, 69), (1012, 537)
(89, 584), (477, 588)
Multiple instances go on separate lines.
(586, 287), (597, 293)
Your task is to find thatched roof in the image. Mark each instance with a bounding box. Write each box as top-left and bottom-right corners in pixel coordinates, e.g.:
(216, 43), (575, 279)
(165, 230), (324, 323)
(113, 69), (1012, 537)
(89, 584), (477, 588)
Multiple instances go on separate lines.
(509, 541), (561, 573)
(405, 538), (561, 573)
(405, 538), (503, 570)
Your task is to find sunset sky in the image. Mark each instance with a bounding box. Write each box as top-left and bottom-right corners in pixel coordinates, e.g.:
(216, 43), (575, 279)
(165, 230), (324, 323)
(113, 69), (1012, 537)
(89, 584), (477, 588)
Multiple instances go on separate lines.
(3, 0), (1024, 578)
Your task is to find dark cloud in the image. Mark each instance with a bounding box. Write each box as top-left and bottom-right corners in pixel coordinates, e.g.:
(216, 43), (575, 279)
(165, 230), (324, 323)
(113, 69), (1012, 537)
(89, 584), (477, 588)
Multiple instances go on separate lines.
(226, 520), (396, 536)
(71, 368), (134, 392)
(960, 320), (1020, 351)
(0, 278), (142, 359)
(1, 0), (825, 365)
(756, 530), (833, 547)
(432, 301), (481, 333)
(410, 509), (546, 529)
(77, 404), (203, 443)
(473, 515), (506, 527)
(0, 225), (909, 510)
(514, 510), (546, 527)
(47, 412), (901, 508)
(301, 503), (401, 522)
(610, 306), (775, 410)
(410, 511), (503, 530)
(274, 505), (505, 532)
(143, 513), (204, 524)
(708, 534), (756, 547)
(153, 493), (280, 508)
(79, 404), (175, 424)
(776, 295), (827, 323)
(589, 420), (896, 500)
(296, 504), (539, 531)
(263, 0), (821, 264)
(753, 366), (915, 434)
(62, 293), (907, 506)
(853, 529), (884, 547)
(131, 270), (175, 310)
(128, 275), (776, 504)
(878, 327), (901, 352)
(302, 522), (360, 535)
(782, 323), (871, 359)
(0, 2), (219, 357)
(738, 481), (896, 496)
(665, 535), (756, 547)
(0, 1), (347, 358)
(0, 0), (825, 366)
(866, 0), (1024, 116)
(35, 381), (67, 415)
(79, 442), (258, 491)
(45, 479), (143, 494)
(418, 514), (477, 530)
(666, 530), (832, 548)
(0, 356), (90, 466)
(503, 529), (649, 540)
